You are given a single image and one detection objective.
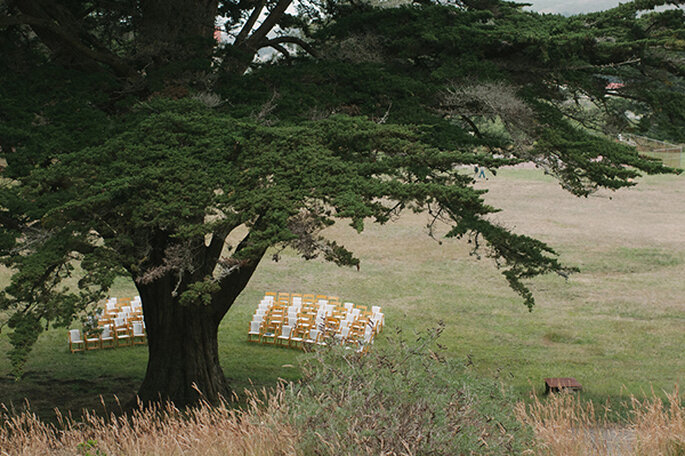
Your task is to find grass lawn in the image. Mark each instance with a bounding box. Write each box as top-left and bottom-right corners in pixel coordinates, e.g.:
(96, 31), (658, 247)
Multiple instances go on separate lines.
(1, 167), (683, 420)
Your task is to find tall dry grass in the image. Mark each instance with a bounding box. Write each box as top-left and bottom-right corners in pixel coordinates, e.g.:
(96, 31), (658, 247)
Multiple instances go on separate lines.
(0, 387), (299, 456)
(515, 387), (684, 456)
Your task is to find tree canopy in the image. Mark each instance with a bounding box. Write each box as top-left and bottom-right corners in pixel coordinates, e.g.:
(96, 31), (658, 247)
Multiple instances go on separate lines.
(1, 0), (683, 405)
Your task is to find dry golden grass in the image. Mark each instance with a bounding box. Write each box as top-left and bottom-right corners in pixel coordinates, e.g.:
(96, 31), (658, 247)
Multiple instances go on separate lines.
(631, 387), (685, 456)
(516, 386), (684, 456)
(0, 388), (299, 456)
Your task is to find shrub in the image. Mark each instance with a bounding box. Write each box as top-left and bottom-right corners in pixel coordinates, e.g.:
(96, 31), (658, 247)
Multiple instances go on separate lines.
(284, 324), (533, 455)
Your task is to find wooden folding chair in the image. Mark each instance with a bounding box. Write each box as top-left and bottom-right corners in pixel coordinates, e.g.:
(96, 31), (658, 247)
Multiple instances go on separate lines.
(132, 321), (147, 345)
(85, 330), (101, 350)
(248, 319), (262, 342)
(260, 320), (281, 345)
(100, 325), (115, 349)
(113, 317), (132, 347)
(289, 325), (307, 349)
(276, 325), (293, 347)
(68, 329), (85, 353)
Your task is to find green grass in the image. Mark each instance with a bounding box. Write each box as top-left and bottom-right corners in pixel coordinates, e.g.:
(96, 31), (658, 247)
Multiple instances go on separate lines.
(1, 167), (683, 421)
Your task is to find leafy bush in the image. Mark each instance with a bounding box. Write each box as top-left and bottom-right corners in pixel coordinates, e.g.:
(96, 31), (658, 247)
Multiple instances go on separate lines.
(285, 324), (533, 455)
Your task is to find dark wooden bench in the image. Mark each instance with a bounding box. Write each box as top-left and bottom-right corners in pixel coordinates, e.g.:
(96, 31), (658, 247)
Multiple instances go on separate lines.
(544, 377), (582, 394)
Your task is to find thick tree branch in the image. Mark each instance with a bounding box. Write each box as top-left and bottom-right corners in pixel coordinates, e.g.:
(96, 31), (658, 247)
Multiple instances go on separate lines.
(266, 42), (291, 59)
(201, 222), (240, 277)
(262, 36), (320, 58)
(211, 231), (267, 322)
(234, 0), (267, 46)
(243, 0), (294, 49)
(1, 12), (134, 77)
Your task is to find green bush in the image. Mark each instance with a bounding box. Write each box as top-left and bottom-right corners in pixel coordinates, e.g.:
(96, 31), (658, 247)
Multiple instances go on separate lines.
(285, 324), (533, 455)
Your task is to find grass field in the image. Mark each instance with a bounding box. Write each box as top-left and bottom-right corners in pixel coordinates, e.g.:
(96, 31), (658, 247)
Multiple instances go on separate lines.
(1, 167), (683, 420)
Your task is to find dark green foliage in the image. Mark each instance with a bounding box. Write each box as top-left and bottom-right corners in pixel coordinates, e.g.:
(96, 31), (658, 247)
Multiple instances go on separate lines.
(0, 0), (683, 395)
(286, 325), (533, 455)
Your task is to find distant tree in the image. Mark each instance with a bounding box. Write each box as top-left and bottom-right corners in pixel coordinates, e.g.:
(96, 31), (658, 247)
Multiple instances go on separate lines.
(0, 0), (682, 406)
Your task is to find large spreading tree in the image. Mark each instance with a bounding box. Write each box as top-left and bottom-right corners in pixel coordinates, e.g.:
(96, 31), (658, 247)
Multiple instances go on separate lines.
(1, 0), (683, 406)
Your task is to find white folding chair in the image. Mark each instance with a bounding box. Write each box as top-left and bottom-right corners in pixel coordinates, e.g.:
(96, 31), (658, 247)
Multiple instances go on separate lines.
(132, 321), (147, 345)
(305, 328), (320, 346)
(336, 325), (350, 343)
(276, 325), (292, 347)
(85, 330), (101, 350)
(248, 320), (262, 342)
(68, 329), (85, 353)
(113, 317), (131, 346)
(101, 324), (115, 349)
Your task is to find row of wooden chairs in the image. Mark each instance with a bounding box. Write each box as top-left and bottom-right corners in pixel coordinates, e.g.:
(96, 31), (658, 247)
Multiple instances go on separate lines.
(68, 296), (147, 353)
(248, 293), (383, 352)
(68, 322), (146, 352)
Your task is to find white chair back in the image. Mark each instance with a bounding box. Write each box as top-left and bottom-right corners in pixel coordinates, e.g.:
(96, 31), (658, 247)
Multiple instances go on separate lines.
(132, 321), (144, 336)
(281, 325), (292, 338)
(371, 305), (381, 314)
(363, 331), (373, 344)
(69, 329), (83, 343)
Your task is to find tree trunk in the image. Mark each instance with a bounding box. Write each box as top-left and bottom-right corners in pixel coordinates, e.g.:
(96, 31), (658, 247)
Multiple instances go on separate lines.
(132, 230), (265, 407)
(135, 273), (229, 406)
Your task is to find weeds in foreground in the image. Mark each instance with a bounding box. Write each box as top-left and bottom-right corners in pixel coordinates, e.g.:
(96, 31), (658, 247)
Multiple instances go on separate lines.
(0, 389), (298, 456)
(516, 386), (684, 456)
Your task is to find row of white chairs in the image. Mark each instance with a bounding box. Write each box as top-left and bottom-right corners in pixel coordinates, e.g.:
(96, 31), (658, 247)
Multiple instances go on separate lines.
(68, 321), (146, 352)
(248, 294), (384, 351)
(68, 296), (147, 352)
